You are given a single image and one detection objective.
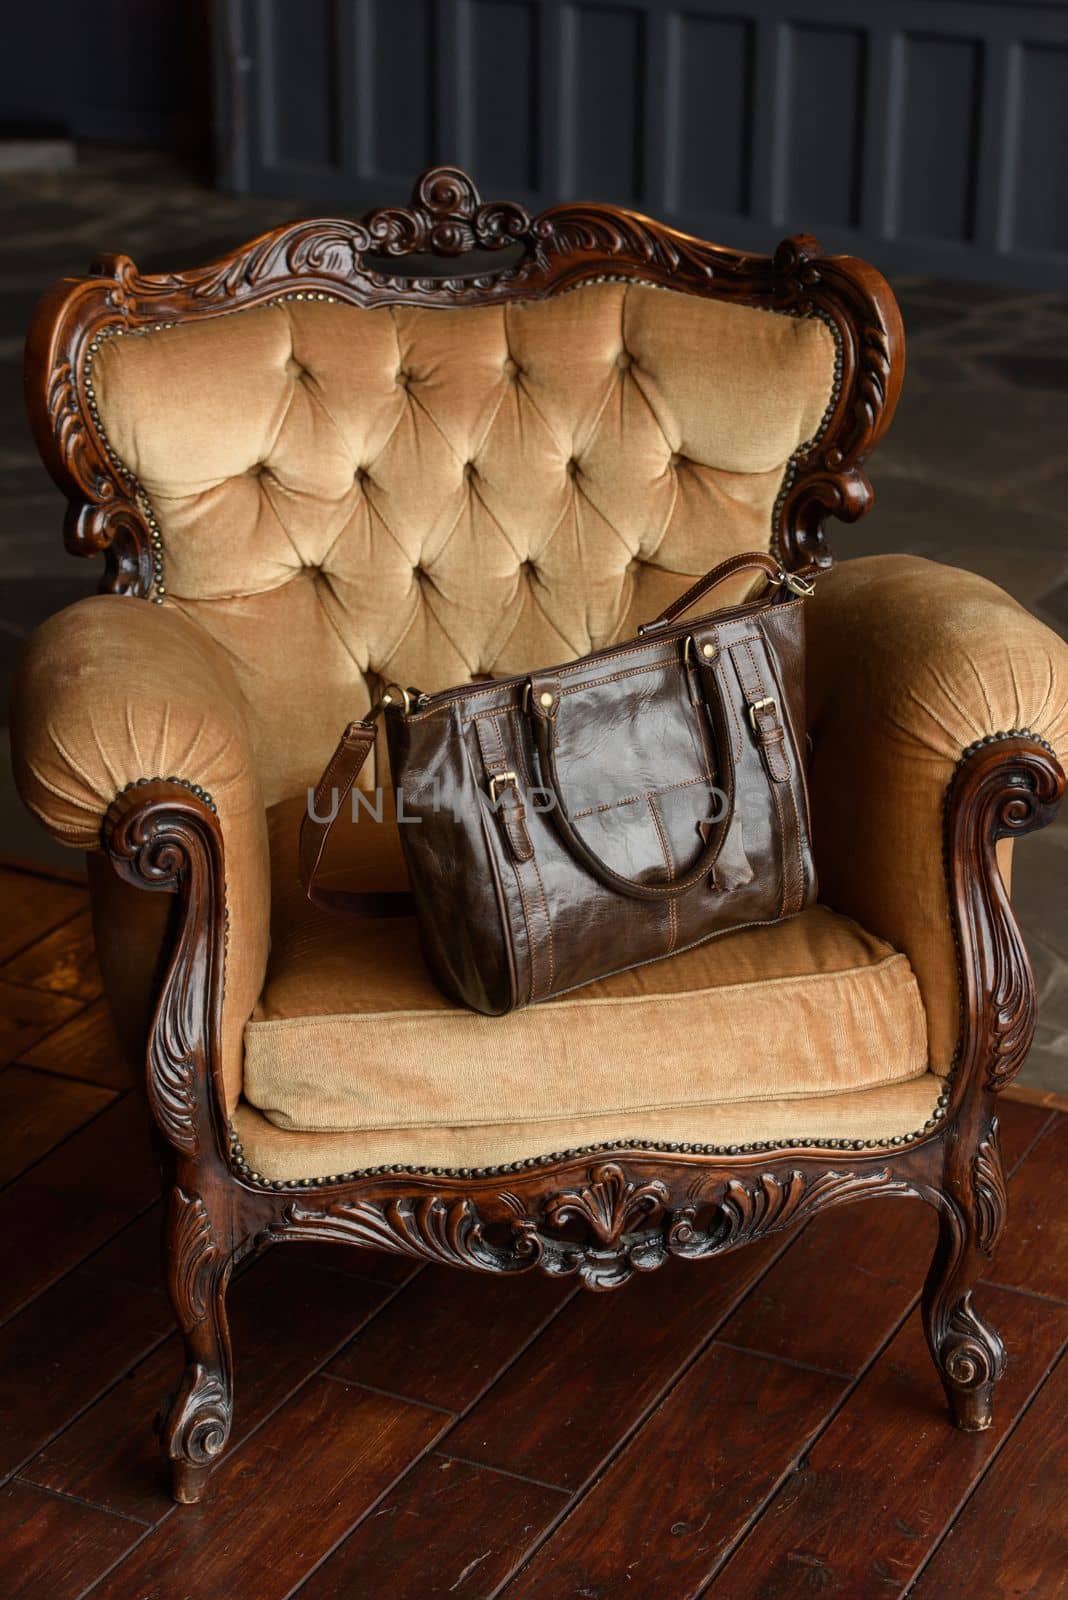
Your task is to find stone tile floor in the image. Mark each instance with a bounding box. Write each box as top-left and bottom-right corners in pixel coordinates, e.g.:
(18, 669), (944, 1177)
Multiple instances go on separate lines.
(1, 145), (1065, 1092)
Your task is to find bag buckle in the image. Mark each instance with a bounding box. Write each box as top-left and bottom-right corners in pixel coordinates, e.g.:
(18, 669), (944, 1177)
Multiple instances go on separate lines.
(488, 771), (518, 804)
(748, 696), (778, 734)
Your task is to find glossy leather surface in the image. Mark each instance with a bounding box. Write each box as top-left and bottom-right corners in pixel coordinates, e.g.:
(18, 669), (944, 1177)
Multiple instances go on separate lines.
(307, 559), (816, 1014)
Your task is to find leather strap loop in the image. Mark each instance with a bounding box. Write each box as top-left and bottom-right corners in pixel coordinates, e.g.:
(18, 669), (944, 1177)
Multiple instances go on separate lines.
(728, 636), (806, 915)
(637, 552), (786, 635)
(474, 714), (535, 863)
(526, 645), (735, 901)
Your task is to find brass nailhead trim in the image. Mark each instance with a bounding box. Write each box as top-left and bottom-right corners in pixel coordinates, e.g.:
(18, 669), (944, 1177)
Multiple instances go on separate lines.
(225, 1073), (954, 1191)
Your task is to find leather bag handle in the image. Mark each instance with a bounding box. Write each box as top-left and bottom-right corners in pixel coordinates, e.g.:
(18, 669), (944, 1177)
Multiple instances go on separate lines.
(526, 637), (736, 901)
(637, 551), (813, 636)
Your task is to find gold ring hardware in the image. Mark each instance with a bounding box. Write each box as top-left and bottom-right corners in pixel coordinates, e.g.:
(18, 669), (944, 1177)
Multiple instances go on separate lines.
(488, 771), (518, 804)
(381, 684), (413, 714)
(748, 696), (777, 733)
(777, 569), (816, 598)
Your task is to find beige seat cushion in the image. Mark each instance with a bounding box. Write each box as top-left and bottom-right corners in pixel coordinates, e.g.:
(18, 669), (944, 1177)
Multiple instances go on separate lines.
(243, 799), (929, 1141)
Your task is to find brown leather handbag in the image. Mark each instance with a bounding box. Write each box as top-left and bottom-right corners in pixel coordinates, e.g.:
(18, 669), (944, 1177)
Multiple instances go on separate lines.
(302, 552), (817, 1015)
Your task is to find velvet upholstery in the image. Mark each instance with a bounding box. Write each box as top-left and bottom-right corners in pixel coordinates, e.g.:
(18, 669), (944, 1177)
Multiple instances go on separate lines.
(91, 286), (836, 804)
(12, 596), (269, 1113)
(807, 555), (1068, 1074)
(232, 1073), (948, 1181)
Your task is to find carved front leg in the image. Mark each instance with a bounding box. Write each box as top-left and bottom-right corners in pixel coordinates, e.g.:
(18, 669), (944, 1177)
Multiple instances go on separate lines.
(164, 1186), (234, 1502)
(106, 782), (236, 1502)
(923, 1122), (1007, 1431)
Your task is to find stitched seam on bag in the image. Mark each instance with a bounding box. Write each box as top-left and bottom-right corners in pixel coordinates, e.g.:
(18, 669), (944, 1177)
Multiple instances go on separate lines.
(570, 771), (712, 820)
(498, 707), (552, 1001)
(401, 610), (799, 723)
(505, 705), (555, 997)
(314, 731), (371, 812)
(525, 848), (554, 995)
(782, 778), (805, 915)
(647, 794), (678, 953)
(573, 794), (643, 818)
(738, 635), (801, 904)
(558, 658), (677, 694)
(482, 711), (539, 1003)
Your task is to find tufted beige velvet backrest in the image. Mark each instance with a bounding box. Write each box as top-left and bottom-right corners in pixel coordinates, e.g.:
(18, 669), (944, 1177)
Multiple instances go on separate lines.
(92, 282), (836, 805)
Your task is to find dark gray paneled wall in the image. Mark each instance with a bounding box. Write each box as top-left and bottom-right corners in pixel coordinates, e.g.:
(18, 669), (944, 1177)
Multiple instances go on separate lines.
(215, 0), (1068, 287)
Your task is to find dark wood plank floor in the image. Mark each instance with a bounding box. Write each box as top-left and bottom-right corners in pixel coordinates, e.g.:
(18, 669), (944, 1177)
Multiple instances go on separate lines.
(1, 860), (1066, 1600)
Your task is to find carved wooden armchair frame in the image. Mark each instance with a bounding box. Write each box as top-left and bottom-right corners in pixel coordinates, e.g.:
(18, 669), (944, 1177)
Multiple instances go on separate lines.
(21, 168), (1065, 1504)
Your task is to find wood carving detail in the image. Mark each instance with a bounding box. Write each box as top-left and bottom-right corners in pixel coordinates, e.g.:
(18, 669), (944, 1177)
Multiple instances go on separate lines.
(105, 784), (226, 1155)
(168, 1188), (220, 1331)
(165, 1362), (231, 1469)
(539, 1163), (668, 1249)
(270, 1163), (920, 1293)
(946, 739), (1065, 1097)
(270, 1194), (524, 1275)
(972, 1124), (1007, 1257)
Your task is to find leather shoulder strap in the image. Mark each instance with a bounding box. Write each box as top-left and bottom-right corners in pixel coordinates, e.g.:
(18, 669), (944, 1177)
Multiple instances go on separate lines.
(300, 720), (413, 916)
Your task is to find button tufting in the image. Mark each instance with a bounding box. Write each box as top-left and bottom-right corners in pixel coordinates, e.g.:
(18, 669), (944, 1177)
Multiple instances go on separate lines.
(463, 461), (477, 482)
(566, 458), (580, 478)
(396, 369), (409, 387)
(617, 351), (633, 370)
(354, 466), (370, 485)
(502, 357), (519, 379)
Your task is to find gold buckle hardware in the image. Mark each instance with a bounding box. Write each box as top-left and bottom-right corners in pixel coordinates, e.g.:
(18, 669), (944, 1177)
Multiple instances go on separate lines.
(488, 771), (518, 804)
(748, 696), (777, 733)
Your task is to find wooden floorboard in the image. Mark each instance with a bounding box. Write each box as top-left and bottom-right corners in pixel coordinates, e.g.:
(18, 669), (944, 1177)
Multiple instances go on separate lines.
(0, 865), (1064, 1600)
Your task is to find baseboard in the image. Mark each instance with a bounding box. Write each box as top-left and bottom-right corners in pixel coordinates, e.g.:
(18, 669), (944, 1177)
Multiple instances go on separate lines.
(1003, 1082), (1068, 1114)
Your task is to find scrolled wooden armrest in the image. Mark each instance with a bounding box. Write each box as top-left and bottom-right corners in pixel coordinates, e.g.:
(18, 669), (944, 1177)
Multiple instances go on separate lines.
(11, 593), (271, 1124)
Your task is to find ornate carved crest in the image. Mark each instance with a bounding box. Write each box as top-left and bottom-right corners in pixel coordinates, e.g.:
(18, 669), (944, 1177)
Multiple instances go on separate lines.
(539, 1163), (668, 1249)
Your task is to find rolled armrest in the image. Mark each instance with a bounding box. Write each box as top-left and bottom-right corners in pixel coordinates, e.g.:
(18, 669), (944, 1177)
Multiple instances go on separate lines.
(807, 554), (1068, 1072)
(11, 595), (270, 1114)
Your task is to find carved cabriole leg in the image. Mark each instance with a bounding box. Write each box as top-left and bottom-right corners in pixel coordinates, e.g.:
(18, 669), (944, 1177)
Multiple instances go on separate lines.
(105, 780), (238, 1503)
(164, 1185), (235, 1502)
(929, 734), (1066, 1431)
(923, 1112), (1007, 1430)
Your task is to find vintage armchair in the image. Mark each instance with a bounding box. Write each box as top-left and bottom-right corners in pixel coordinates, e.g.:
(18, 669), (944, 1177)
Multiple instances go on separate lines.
(12, 168), (1068, 1505)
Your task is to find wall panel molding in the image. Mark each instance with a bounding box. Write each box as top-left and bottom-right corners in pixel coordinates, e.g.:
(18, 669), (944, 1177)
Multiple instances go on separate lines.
(214, 0), (1068, 286)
